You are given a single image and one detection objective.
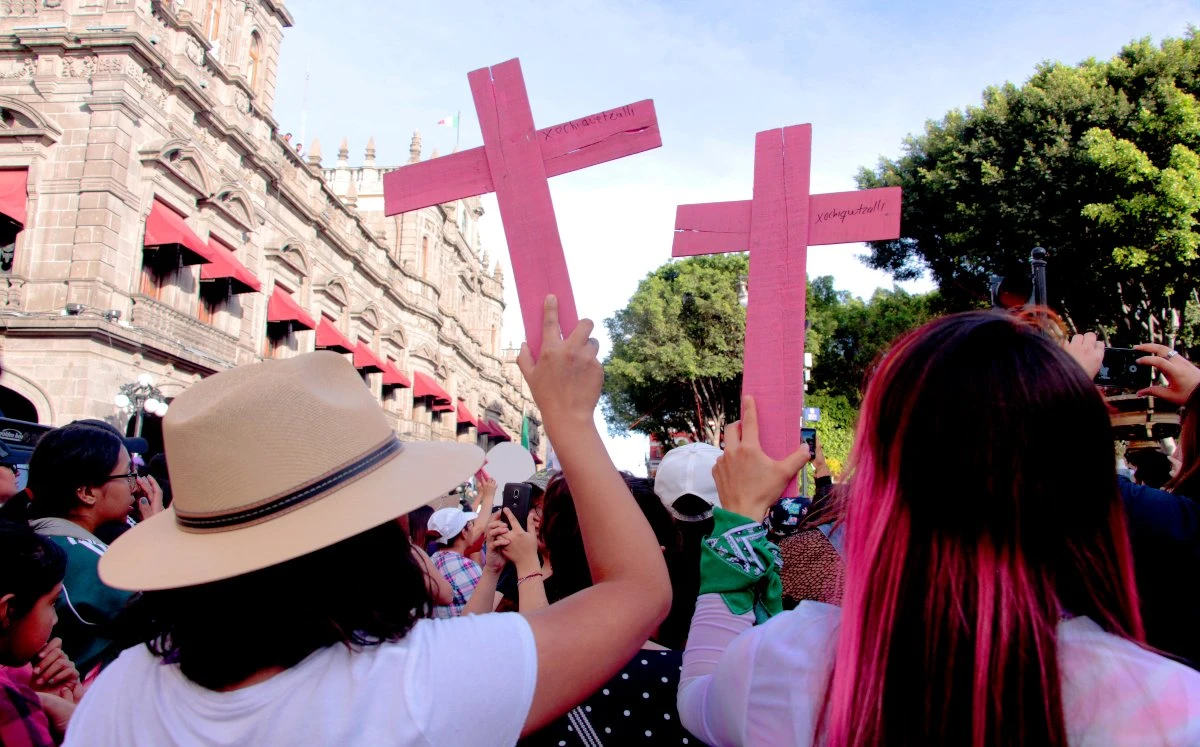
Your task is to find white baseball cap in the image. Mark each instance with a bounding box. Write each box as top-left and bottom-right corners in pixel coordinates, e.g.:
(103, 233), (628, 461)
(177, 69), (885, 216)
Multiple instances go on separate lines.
(427, 507), (478, 544)
(653, 442), (723, 521)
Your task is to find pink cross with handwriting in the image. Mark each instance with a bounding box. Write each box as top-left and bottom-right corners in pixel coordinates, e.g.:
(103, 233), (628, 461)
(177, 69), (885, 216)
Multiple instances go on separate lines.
(674, 124), (901, 495)
(383, 58), (661, 358)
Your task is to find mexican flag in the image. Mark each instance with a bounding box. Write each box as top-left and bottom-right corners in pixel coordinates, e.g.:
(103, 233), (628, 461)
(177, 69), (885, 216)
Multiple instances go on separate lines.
(520, 414), (530, 449)
(437, 115), (458, 128)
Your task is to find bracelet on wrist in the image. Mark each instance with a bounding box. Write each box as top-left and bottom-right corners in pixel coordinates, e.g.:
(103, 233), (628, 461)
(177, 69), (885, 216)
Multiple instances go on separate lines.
(517, 572), (544, 586)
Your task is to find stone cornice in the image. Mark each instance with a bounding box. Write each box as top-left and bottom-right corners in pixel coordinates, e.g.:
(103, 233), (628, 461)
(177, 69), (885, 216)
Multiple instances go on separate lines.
(259, 0), (295, 28)
(0, 316), (222, 376)
(82, 90), (145, 122)
(78, 173), (138, 208)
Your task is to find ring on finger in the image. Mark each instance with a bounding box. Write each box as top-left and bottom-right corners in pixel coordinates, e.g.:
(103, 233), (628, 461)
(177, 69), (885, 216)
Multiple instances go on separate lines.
(1167, 350), (1179, 360)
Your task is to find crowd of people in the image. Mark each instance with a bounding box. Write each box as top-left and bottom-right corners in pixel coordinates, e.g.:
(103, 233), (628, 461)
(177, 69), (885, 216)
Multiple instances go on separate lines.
(0, 296), (1198, 745)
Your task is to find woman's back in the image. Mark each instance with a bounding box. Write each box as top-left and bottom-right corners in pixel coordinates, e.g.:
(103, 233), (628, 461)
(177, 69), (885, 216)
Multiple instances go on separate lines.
(683, 600), (1200, 746)
(66, 613), (538, 746)
(680, 312), (1191, 746)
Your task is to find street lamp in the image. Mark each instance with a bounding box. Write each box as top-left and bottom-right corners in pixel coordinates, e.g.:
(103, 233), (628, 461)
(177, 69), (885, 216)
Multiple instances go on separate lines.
(114, 375), (169, 436)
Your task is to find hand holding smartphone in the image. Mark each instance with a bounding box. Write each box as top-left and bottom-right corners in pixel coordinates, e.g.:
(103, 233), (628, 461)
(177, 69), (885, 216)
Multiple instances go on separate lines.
(1095, 347), (1154, 390)
(496, 482), (533, 530)
(800, 427), (817, 457)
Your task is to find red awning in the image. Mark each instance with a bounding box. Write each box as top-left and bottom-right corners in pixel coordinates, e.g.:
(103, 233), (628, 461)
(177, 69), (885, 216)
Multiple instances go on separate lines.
(0, 169), (28, 226)
(456, 401), (478, 427)
(382, 359), (411, 388)
(144, 199), (219, 266)
(353, 340), (386, 373)
(200, 238), (261, 294)
(266, 286), (316, 330)
(486, 420), (512, 442)
(315, 318), (355, 354)
(413, 371), (452, 405)
(532, 452), (543, 465)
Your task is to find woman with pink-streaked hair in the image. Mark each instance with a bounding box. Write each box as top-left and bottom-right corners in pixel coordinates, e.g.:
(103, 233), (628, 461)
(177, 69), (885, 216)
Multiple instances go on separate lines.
(678, 311), (1200, 746)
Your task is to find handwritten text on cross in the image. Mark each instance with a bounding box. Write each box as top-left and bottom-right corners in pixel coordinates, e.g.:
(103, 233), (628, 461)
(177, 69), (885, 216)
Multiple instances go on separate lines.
(383, 58), (661, 358)
(673, 125), (901, 495)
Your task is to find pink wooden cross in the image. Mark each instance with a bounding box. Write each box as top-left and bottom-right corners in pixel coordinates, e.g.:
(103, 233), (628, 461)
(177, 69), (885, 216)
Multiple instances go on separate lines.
(383, 58), (661, 358)
(674, 124), (902, 495)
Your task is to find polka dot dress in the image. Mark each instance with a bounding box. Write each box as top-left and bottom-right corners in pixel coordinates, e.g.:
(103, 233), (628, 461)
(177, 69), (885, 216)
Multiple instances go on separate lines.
(520, 649), (697, 746)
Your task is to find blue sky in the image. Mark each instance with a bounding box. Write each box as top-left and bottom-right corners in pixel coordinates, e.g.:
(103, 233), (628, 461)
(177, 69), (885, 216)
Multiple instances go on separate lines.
(271, 0), (1197, 471)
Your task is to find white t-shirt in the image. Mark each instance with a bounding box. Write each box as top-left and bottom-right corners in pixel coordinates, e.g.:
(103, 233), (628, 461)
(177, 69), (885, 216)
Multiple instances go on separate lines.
(64, 612), (538, 746)
(680, 600), (1200, 746)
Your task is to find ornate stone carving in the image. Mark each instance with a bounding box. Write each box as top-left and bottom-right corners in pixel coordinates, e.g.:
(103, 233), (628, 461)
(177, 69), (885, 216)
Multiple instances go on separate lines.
(97, 57), (124, 75)
(60, 56), (97, 79)
(127, 63), (168, 108)
(185, 39), (204, 66)
(0, 0), (38, 16)
(0, 58), (34, 80)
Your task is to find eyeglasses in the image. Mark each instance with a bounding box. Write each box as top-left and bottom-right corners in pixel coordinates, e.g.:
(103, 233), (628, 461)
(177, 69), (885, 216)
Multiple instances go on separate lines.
(102, 470), (139, 486)
(3, 465), (19, 477)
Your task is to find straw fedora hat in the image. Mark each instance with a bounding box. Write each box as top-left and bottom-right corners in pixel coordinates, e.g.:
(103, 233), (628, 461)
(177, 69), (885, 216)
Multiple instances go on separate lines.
(99, 351), (484, 591)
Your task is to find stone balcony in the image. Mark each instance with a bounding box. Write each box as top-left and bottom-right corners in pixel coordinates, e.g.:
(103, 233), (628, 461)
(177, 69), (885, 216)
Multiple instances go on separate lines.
(130, 295), (239, 367)
(400, 420), (432, 441)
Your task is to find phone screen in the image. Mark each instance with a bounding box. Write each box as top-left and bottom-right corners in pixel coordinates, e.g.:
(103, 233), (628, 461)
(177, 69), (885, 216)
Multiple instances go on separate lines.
(800, 427), (817, 455)
(1095, 348), (1153, 390)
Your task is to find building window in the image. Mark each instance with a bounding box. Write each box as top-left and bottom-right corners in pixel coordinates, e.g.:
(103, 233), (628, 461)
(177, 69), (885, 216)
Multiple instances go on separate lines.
(421, 236), (430, 280)
(139, 250), (180, 302)
(198, 294), (218, 325)
(263, 326), (290, 359)
(248, 32), (263, 92)
(203, 0), (221, 42)
(198, 283), (227, 326)
(263, 282), (298, 359)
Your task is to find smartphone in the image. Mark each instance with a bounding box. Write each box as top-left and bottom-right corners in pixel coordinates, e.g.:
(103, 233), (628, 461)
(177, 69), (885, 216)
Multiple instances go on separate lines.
(497, 482), (533, 530)
(1095, 347), (1153, 390)
(800, 427), (817, 456)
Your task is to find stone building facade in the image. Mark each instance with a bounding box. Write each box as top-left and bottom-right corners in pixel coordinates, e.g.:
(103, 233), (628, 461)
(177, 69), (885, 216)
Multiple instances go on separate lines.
(0, 0), (542, 459)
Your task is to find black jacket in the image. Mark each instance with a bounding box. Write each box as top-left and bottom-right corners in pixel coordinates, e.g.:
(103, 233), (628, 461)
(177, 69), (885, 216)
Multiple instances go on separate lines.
(1119, 476), (1200, 668)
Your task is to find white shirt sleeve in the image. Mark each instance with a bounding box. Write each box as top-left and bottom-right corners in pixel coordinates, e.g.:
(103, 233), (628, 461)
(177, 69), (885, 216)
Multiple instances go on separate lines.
(404, 612), (538, 746)
(679, 598), (842, 746)
(678, 594), (757, 745)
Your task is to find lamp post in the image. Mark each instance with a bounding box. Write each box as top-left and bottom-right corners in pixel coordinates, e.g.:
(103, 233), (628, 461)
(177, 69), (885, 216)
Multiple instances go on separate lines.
(114, 373), (169, 437)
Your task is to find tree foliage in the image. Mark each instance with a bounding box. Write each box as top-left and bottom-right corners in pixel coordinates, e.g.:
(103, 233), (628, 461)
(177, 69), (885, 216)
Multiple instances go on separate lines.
(806, 276), (941, 405)
(857, 32), (1200, 347)
(602, 255), (747, 446)
(603, 257), (937, 474)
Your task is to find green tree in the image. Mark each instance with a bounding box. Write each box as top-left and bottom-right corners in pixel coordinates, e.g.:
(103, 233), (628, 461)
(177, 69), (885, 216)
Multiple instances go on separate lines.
(802, 391), (857, 477)
(603, 256), (937, 475)
(806, 277), (941, 405)
(857, 32), (1200, 347)
(602, 255), (747, 446)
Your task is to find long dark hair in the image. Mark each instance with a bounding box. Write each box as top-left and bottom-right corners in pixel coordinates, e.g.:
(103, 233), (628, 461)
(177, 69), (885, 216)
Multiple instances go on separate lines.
(0, 423), (123, 522)
(542, 473), (695, 649)
(0, 520), (66, 619)
(405, 505), (434, 552)
(822, 311), (1143, 747)
(134, 521), (432, 690)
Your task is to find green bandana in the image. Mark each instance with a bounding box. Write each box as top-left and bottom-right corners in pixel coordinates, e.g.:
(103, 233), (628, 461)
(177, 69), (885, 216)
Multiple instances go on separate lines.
(699, 507), (783, 624)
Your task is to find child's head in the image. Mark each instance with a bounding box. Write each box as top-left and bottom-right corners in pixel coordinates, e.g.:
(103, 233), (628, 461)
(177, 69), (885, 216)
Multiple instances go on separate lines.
(0, 520), (66, 665)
